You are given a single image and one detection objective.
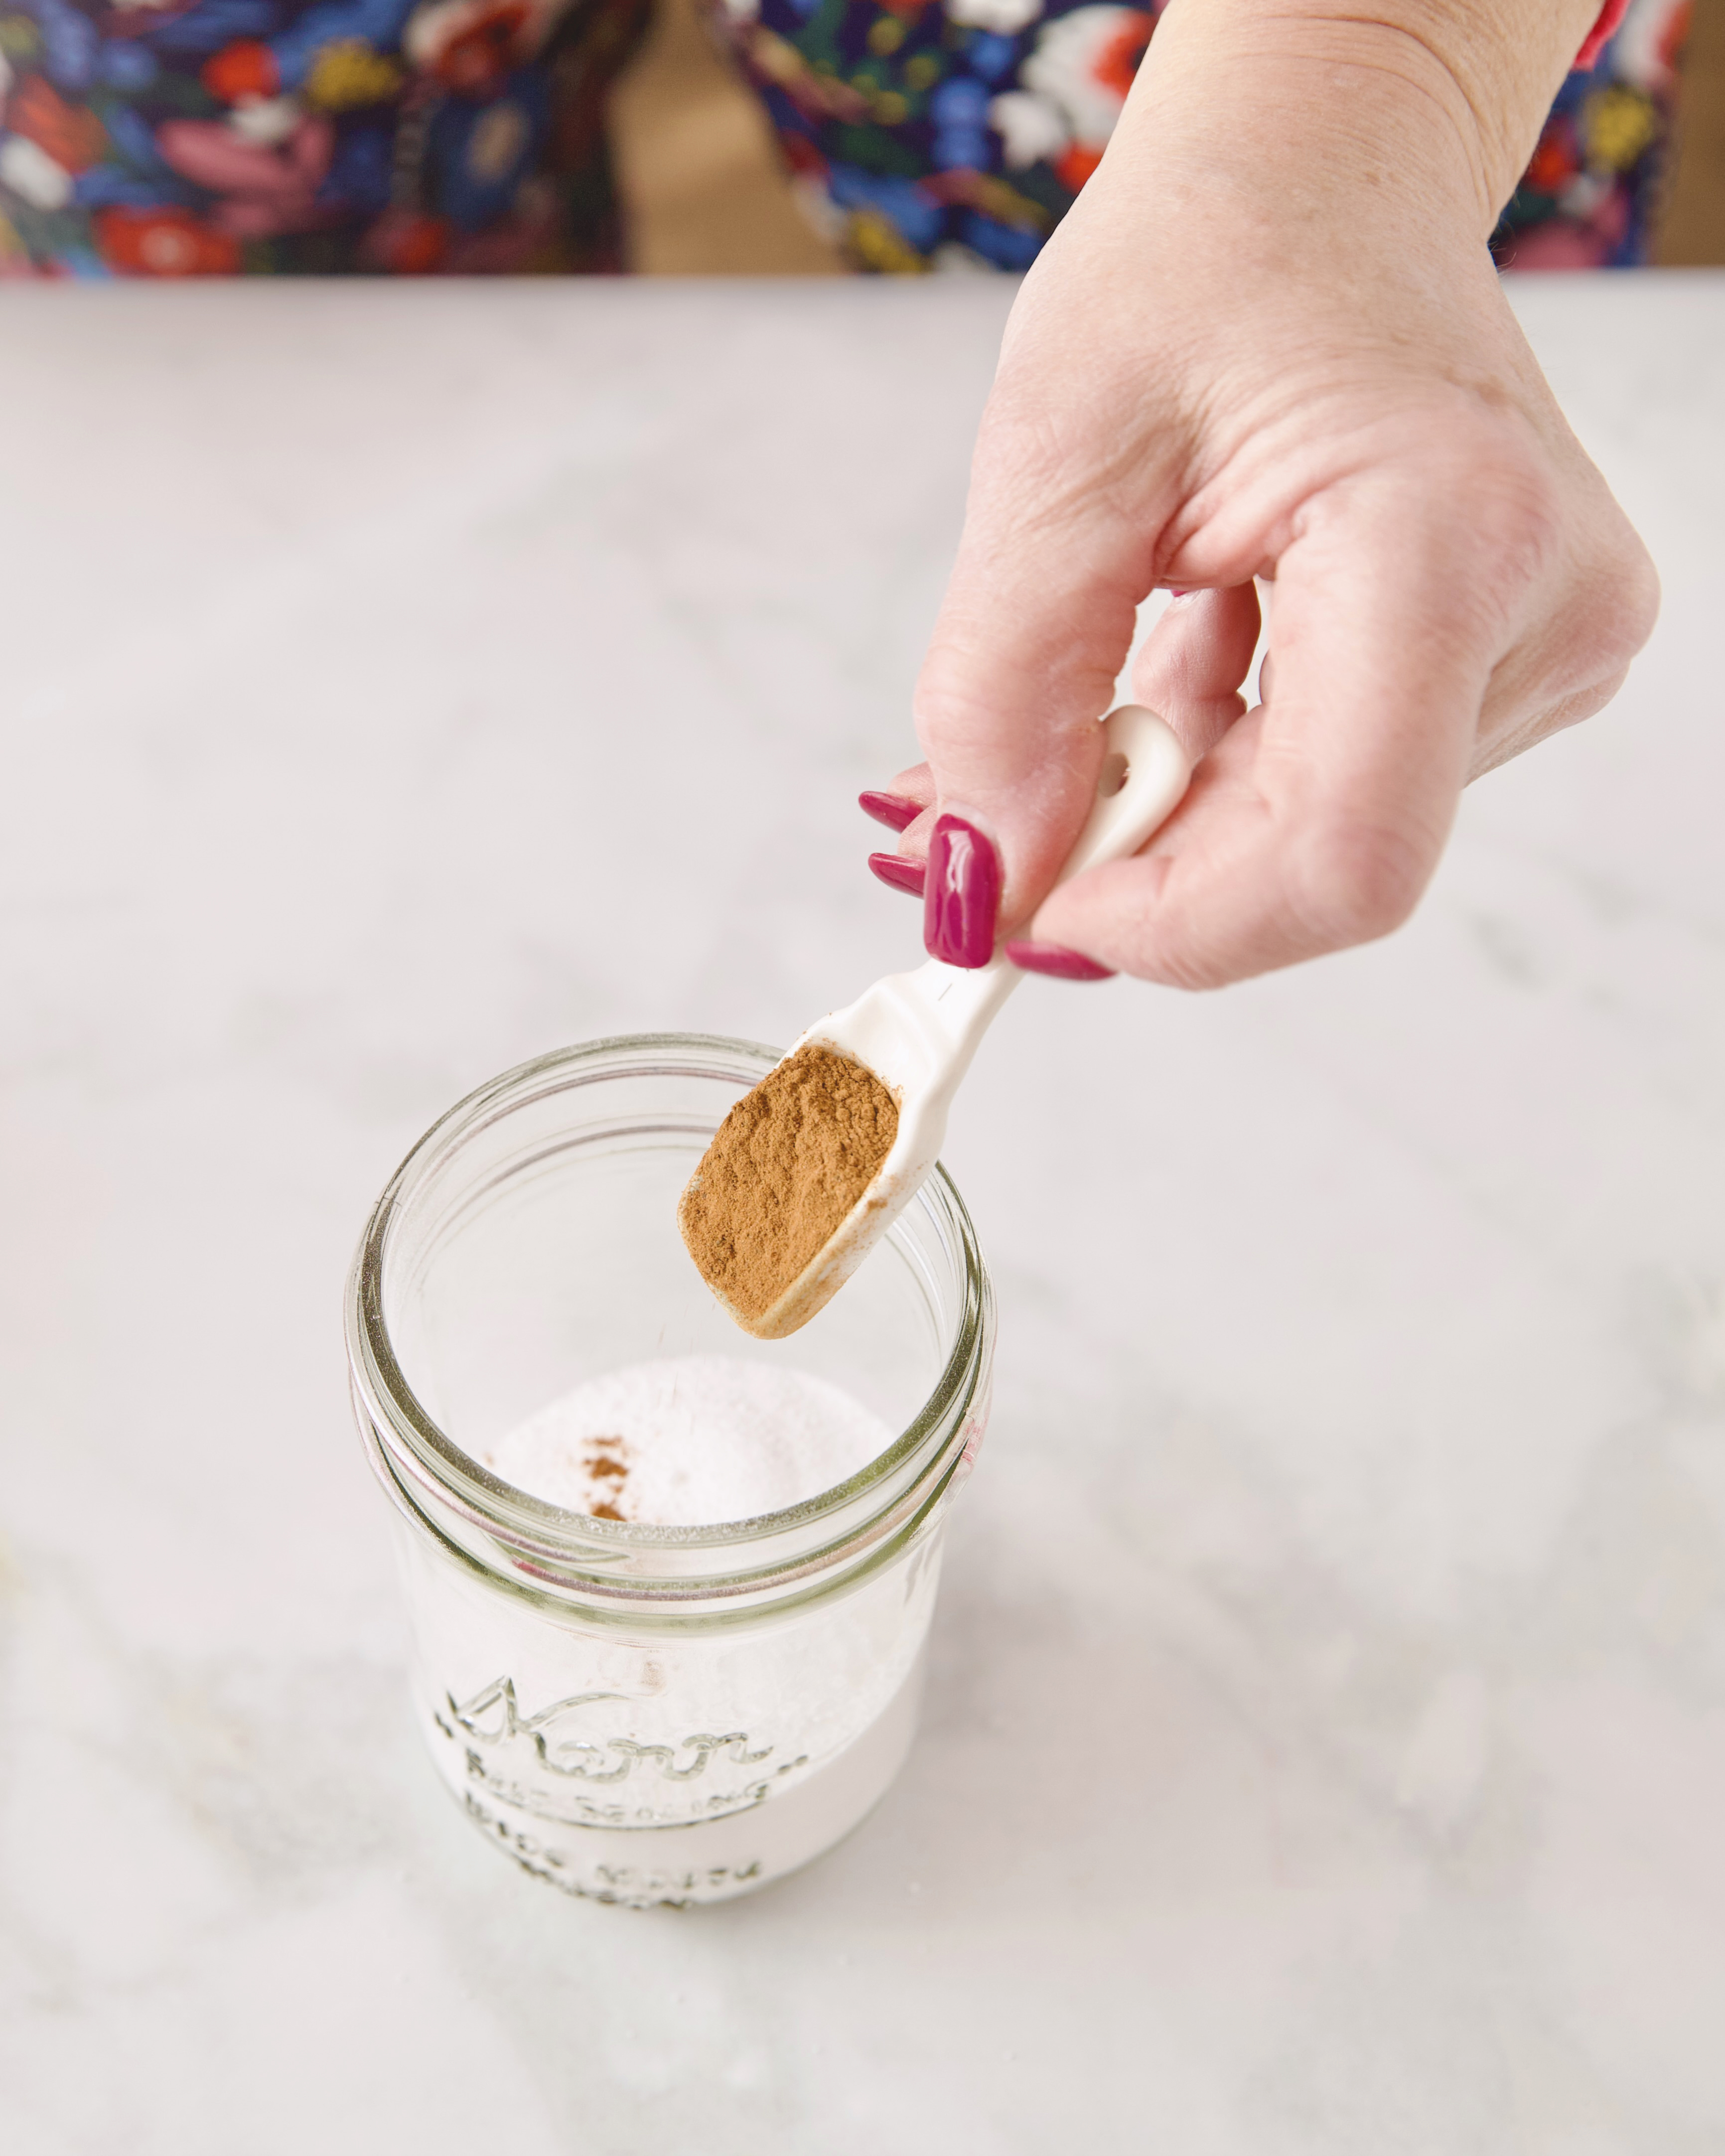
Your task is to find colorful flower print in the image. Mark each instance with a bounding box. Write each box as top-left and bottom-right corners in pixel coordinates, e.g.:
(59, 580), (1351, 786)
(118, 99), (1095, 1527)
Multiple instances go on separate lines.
(0, 0), (648, 271)
(94, 199), (242, 267)
(156, 110), (334, 233)
(1492, 0), (1686, 269)
(715, 0), (1162, 270)
(406, 0), (576, 94)
(13, 0), (99, 90)
(302, 36), (403, 106)
(713, 0), (1680, 274)
(428, 62), (545, 224)
(7, 69), (107, 167)
(0, 0), (1687, 276)
(1016, 3), (1146, 183)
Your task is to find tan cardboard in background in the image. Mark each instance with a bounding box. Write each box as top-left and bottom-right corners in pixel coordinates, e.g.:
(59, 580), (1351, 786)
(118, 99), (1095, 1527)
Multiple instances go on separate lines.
(609, 0), (843, 273)
(1660, 0), (1725, 261)
(610, 0), (1725, 274)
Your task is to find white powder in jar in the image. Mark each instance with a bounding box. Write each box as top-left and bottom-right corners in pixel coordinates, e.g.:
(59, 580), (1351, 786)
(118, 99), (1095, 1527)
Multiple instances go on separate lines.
(481, 1354), (894, 1527)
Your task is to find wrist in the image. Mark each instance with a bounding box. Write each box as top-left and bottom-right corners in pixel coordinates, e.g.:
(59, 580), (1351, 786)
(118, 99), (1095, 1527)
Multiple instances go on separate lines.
(1126, 0), (1604, 233)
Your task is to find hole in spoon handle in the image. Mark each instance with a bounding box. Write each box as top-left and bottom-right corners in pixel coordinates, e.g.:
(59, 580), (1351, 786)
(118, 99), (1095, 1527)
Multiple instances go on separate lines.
(1054, 707), (1191, 888)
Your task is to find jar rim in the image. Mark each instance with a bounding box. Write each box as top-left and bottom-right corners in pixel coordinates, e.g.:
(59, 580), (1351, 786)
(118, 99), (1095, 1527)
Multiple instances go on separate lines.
(345, 1033), (994, 1613)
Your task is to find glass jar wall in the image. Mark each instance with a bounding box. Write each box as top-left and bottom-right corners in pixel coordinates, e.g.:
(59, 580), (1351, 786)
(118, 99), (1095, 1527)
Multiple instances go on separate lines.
(345, 1035), (994, 1907)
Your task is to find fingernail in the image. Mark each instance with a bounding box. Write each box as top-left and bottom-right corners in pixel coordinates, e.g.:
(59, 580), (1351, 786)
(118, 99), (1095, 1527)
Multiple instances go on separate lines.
(868, 851), (926, 896)
(924, 814), (1001, 968)
(860, 790), (922, 833)
(1004, 939), (1116, 981)
(1168, 587), (1192, 599)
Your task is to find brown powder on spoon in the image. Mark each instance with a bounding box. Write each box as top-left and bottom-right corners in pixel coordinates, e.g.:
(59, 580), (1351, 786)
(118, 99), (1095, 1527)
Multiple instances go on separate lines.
(678, 1044), (899, 1328)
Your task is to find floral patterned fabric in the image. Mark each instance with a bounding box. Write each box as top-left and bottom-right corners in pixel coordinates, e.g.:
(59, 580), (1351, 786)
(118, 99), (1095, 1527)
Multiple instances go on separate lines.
(705, 0), (1154, 272)
(0, 0), (650, 275)
(0, 0), (1688, 277)
(712, 0), (1690, 274)
(1493, 0), (1688, 268)
(711, 0), (1155, 272)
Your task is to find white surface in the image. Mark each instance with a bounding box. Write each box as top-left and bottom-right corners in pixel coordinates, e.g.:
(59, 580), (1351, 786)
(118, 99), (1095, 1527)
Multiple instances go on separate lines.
(483, 1355), (892, 1521)
(0, 273), (1722, 2153)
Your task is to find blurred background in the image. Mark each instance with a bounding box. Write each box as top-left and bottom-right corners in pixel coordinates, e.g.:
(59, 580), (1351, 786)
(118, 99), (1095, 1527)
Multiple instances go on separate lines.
(610, 0), (1725, 273)
(0, 0), (1709, 277)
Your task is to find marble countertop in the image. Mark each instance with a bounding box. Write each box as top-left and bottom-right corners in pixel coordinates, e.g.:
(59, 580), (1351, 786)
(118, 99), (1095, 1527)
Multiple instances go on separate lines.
(2, 273), (1723, 2155)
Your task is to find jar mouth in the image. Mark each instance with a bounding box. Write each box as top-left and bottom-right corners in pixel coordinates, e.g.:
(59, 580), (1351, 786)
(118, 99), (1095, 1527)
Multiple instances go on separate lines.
(345, 1033), (994, 1611)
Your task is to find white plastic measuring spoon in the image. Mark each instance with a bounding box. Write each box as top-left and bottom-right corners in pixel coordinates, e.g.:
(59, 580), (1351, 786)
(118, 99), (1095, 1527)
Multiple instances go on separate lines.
(689, 705), (1190, 1339)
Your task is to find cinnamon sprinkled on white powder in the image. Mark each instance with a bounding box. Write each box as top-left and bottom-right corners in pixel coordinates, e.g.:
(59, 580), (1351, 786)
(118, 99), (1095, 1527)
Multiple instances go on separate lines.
(482, 1355), (893, 1527)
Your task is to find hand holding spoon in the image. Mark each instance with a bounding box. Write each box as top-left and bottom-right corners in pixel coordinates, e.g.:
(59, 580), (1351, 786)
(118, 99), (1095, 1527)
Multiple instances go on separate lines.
(681, 705), (1190, 1339)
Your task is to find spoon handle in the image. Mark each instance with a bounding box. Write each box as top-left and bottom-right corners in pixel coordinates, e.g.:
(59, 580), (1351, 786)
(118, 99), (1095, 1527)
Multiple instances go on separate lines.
(1049, 705), (1190, 893)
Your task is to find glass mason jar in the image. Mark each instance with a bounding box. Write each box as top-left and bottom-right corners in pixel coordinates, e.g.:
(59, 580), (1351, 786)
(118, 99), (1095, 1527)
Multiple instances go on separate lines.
(345, 1034), (994, 1908)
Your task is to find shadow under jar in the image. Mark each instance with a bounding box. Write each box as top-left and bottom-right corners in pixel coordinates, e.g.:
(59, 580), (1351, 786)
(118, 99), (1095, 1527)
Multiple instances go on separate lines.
(345, 1034), (995, 1908)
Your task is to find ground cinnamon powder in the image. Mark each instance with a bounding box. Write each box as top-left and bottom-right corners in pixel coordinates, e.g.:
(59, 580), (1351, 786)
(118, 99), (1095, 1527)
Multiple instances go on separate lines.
(584, 1433), (629, 1522)
(678, 1044), (899, 1327)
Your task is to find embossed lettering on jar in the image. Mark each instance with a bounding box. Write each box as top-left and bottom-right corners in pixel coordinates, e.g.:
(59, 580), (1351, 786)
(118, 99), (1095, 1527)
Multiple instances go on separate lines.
(345, 1034), (994, 1907)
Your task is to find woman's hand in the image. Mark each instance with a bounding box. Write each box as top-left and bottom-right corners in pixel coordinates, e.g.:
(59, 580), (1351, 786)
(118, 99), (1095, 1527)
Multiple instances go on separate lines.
(873, 0), (1658, 987)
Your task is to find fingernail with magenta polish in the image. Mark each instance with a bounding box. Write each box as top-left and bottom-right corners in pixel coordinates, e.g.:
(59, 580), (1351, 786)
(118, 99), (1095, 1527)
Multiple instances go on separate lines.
(1004, 939), (1116, 982)
(868, 852), (925, 896)
(924, 815), (1001, 968)
(859, 790), (922, 833)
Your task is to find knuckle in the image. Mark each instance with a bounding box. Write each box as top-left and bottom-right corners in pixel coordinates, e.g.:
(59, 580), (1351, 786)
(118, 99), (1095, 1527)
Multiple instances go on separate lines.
(973, 354), (1148, 531)
(1440, 411), (1661, 670)
(1149, 948), (1236, 994)
(1599, 528), (1662, 659)
(975, 367), (1063, 463)
(1291, 812), (1434, 950)
(970, 405), (1087, 532)
(1446, 431), (1564, 593)
(1356, 400), (1565, 614)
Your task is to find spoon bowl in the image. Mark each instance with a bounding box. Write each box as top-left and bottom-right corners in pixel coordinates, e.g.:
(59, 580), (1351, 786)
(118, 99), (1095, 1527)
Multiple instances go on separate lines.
(691, 706), (1190, 1339)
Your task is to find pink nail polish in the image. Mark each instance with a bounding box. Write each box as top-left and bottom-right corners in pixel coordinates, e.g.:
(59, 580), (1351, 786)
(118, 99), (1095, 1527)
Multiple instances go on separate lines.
(1004, 939), (1116, 982)
(924, 815), (1001, 969)
(868, 852), (926, 896)
(1168, 587), (1192, 599)
(859, 790), (922, 833)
